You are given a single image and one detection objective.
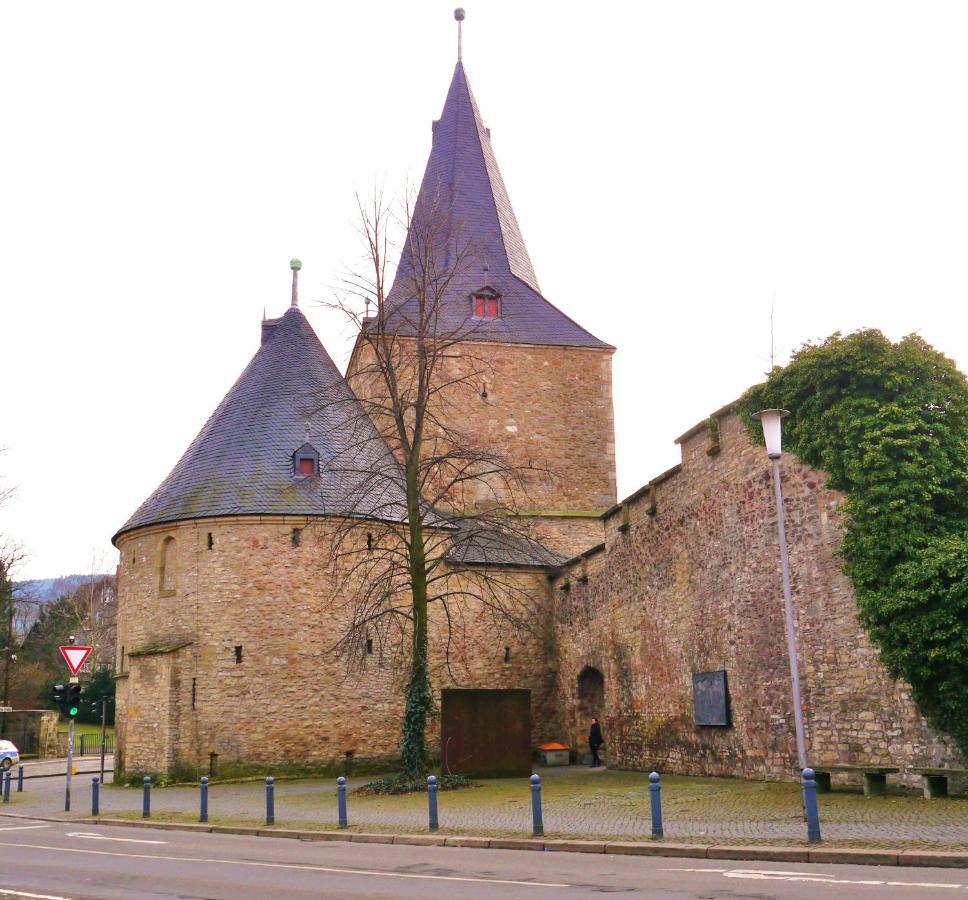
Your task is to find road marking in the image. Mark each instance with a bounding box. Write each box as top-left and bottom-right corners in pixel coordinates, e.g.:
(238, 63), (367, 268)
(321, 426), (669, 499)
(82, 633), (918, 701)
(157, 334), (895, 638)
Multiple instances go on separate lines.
(66, 832), (167, 845)
(0, 825), (50, 832)
(661, 867), (963, 890)
(0, 888), (72, 900)
(0, 842), (568, 889)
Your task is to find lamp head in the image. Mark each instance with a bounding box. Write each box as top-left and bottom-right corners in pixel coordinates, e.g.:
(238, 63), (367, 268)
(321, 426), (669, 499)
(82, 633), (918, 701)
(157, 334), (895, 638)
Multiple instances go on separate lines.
(752, 409), (790, 459)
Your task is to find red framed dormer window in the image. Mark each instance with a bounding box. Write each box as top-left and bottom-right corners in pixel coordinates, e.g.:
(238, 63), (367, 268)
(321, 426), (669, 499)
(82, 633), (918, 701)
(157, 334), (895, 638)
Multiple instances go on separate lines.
(293, 441), (320, 478)
(471, 290), (501, 319)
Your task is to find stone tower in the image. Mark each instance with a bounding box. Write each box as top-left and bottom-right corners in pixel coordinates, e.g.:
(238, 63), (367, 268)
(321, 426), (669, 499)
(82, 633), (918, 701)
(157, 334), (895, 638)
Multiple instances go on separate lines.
(347, 61), (617, 557)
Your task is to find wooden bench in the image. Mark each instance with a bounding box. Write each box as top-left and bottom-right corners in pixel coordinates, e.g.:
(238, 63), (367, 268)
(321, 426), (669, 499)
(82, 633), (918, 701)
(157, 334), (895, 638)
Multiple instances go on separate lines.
(812, 765), (900, 797)
(910, 767), (968, 799)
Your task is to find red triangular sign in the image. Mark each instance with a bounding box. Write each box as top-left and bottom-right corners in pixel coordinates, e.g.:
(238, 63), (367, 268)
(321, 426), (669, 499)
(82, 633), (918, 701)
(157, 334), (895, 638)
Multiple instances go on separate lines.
(59, 645), (93, 676)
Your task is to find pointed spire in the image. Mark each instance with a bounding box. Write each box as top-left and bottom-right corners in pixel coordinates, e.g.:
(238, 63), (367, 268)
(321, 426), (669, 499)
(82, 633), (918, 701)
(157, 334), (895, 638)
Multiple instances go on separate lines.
(454, 8), (465, 62)
(290, 258), (302, 308)
(383, 46), (612, 350)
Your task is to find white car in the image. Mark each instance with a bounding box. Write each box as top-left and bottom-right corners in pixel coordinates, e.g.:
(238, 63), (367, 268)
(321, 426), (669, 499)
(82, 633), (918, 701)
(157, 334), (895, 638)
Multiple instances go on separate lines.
(0, 739), (20, 770)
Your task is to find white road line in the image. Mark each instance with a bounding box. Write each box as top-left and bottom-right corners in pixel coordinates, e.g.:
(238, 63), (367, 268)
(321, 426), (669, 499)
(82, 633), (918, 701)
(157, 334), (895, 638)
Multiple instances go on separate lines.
(0, 842), (569, 889)
(0, 888), (72, 900)
(65, 832), (167, 845)
(660, 866), (963, 890)
(0, 825), (50, 832)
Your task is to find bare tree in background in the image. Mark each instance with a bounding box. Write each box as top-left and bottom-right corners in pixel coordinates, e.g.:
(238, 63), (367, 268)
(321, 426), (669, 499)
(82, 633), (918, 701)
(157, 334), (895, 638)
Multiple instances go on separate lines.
(1, 454), (27, 722)
(315, 190), (559, 777)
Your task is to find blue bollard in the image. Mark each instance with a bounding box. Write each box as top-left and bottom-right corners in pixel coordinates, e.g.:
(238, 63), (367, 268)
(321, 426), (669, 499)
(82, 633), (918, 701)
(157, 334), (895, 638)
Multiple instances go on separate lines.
(649, 772), (663, 839)
(142, 776), (151, 818)
(802, 768), (822, 844)
(200, 776), (208, 823)
(92, 776), (100, 816)
(16, 765), (24, 793)
(428, 775), (439, 832)
(265, 776), (274, 826)
(337, 776), (348, 829)
(530, 774), (543, 837)
(2, 770), (10, 803)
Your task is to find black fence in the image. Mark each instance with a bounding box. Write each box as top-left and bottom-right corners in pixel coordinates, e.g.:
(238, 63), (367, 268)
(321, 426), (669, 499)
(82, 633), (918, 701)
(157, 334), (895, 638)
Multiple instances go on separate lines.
(77, 733), (114, 756)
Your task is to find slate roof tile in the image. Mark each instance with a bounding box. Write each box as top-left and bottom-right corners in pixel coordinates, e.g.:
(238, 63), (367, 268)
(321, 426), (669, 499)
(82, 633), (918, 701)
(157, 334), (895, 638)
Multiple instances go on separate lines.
(114, 308), (410, 540)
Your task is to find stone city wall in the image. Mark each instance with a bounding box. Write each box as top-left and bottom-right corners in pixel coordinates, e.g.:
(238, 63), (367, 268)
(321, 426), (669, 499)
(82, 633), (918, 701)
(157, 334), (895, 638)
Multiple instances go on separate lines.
(551, 411), (963, 781)
(115, 516), (557, 777)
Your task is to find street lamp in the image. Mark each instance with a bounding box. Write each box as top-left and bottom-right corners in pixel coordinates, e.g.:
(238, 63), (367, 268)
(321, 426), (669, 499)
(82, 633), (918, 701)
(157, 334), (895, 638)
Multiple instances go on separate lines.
(752, 409), (808, 772)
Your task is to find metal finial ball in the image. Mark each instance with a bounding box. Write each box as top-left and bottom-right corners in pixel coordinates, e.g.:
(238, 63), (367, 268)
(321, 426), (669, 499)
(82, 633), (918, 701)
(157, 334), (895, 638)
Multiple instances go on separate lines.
(454, 8), (465, 22)
(290, 258), (302, 271)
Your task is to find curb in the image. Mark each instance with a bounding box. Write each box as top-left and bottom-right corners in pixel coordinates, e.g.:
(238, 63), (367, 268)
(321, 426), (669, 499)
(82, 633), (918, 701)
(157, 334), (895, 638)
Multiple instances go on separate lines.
(32, 816), (965, 869)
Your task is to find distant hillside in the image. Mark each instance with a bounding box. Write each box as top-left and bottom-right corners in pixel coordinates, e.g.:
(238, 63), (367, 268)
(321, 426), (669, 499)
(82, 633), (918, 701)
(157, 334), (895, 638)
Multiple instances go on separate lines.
(12, 574), (111, 637)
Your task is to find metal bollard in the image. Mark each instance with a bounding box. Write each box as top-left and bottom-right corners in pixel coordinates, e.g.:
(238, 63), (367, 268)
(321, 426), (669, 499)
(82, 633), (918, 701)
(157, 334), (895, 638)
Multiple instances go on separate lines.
(2, 770), (10, 803)
(17, 765), (24, 792)
(265, 776), (274, 826)
(200, 776), (209, 823)
(337, 776), (348, 829)
(428, 775), (439, 832)
(92, 776), (100, 816)
(142, 776), (151, 817)
(801, 768), (822, 844)
(530, 774), (543, 837)
(649, 772), (663, 839)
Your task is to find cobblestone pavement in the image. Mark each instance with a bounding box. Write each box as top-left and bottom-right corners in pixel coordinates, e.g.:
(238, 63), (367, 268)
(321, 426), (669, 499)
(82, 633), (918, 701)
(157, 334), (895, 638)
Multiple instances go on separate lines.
(6, 766), (967, 850)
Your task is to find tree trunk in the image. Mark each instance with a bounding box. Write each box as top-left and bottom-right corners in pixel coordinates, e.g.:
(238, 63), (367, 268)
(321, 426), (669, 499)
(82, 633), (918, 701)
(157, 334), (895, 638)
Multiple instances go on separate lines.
(401, 459), (431, 778)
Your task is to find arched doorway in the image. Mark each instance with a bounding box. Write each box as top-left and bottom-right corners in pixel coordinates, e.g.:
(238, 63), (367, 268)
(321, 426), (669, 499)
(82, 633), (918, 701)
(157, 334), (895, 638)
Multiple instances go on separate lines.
(576, 665), (605, 722)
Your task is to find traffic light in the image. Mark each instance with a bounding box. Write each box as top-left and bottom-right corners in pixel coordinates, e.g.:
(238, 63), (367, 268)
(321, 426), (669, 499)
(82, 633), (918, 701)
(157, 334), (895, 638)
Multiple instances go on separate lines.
(66, 683), (82, 719)
(52, 683), (69, 715)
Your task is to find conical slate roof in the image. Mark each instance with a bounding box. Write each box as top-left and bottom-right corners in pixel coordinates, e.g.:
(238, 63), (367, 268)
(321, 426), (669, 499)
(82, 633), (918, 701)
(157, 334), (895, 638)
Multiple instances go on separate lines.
(114, 308), (409, 541)
(385, 62), (612, 350)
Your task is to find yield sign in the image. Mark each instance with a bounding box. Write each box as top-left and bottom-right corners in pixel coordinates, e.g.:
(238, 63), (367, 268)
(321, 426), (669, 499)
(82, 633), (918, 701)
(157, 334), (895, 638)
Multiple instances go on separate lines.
(59, 645), (93, 676)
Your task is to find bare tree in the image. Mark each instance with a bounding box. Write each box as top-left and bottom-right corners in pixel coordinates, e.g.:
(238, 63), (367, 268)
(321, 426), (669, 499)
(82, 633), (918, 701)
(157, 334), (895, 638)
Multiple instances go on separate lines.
(0, 455), (27, 721)
(315, 189), (559, 777)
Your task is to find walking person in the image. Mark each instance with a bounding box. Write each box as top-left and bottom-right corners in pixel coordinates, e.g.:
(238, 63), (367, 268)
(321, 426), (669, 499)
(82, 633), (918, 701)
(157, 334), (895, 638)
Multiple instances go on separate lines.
(588, 717), (604, 767)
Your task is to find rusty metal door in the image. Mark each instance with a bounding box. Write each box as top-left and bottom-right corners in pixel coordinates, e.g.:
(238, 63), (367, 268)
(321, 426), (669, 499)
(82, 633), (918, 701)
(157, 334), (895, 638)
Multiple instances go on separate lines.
(440, 689), (531, 777)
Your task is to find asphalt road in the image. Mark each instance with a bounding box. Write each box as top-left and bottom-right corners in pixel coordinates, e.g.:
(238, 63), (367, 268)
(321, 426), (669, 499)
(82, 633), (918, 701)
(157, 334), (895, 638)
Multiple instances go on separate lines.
(1, 818), (966, 899)
(18, 755), (114, 779)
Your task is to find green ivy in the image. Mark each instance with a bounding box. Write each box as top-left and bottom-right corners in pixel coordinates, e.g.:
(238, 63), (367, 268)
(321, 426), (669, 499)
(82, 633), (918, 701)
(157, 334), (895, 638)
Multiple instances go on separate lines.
(740, 330), (968, 755)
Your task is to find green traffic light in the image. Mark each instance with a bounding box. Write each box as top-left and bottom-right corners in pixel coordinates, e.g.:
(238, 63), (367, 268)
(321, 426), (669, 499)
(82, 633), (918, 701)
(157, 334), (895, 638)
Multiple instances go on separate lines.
(68, 706), (79, 717)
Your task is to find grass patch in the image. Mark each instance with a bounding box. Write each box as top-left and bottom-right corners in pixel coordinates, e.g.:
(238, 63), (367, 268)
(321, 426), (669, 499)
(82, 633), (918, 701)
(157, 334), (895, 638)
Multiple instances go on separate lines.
(58, 722), (115, 738)
(355, 773), (478, 795)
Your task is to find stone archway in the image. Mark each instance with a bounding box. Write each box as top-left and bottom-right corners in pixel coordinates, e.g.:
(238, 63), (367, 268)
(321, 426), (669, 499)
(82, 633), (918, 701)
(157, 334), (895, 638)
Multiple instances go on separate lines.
(577, 665), (605, 722)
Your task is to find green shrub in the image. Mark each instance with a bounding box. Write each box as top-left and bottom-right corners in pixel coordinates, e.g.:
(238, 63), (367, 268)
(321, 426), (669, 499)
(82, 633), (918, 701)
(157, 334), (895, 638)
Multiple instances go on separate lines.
(355, 773), (477, 795)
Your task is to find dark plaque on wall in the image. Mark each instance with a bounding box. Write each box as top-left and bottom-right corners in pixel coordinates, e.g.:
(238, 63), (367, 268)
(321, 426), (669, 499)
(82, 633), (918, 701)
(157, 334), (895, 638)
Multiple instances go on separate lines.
(692, 670), (730, 726)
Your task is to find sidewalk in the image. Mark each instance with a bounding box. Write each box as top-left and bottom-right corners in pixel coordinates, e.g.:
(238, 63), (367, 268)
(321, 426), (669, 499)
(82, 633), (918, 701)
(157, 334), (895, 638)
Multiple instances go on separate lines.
(4, 766), (967, 852)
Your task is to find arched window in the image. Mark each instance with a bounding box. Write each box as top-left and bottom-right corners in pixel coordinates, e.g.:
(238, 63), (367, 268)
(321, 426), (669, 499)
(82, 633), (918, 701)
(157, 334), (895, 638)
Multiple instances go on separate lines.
(159, 536), (177, 596)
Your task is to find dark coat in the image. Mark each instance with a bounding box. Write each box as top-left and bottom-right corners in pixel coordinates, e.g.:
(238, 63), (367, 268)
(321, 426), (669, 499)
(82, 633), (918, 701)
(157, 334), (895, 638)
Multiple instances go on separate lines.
(589, 722), (603, 749)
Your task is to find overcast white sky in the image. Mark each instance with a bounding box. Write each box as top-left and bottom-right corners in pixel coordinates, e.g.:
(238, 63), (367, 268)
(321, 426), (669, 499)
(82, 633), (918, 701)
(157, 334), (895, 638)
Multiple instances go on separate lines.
(2, 1), (966, 578)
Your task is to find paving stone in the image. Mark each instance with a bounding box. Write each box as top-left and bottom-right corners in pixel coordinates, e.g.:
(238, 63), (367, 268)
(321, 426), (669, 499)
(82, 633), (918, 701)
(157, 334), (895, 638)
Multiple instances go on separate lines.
(898, 850), (968, 869)
(543, 840), (606, 853)
(707, 845), (810, 862)
(605, 842), (706, 857)
(445, 836), (491, 848)
(489, 839), (545, 851)
(392, 835), (447, 846)
(809, 848), (898, 866)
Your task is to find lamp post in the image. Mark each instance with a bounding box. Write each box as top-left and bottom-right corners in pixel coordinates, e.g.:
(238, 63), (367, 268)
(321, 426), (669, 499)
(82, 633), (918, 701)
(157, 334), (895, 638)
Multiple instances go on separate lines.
(753, 409), (808, 772)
